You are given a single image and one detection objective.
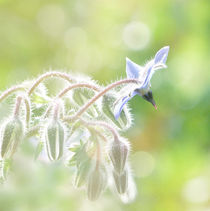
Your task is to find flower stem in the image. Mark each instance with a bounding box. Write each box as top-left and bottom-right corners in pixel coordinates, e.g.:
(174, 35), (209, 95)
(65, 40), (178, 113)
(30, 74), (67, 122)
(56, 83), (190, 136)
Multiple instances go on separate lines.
(91, 128), (107, 143)
(57, 83), (100, 98)
(78, 118), (119, 140)
(28, 71), (75, 96)
(66, 78), (139, 121)
(53, 101), (60, 120)
(13, 96), (22, 118)
(82, 122), (108, 143)
(0, 86), (25, 104)
(24, 97), (31, 128)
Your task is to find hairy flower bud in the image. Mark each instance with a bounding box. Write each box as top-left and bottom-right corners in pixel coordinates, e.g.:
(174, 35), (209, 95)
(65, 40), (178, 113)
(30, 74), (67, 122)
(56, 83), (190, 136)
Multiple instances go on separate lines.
(108, 139), (129, 175)
(0, 118), (24, 159)
(120, 172), (137, 203)
(45, 120), (65, 161)
(113, 169), (128, 194)
(87, 166), (107, 201)
(74, 159), (92, 188)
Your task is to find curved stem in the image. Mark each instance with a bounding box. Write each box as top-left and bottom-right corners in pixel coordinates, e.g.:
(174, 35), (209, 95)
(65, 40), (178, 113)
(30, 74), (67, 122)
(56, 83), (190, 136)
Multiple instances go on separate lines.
(28, 71), (75, 96)
(24, 97), (31, 128)
(14, 96), (22, 118)
(90, 128), (107, 143)
(78, 118), (119, 140)
(57, 83), (100, 98)
(0, 86), (25, 103)
(53, 101), (60, 120)
(66, 78), (139, 121)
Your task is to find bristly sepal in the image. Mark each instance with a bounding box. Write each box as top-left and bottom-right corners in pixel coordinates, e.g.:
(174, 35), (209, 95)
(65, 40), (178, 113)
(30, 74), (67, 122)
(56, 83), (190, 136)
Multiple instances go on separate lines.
(0, 118), (24, 159)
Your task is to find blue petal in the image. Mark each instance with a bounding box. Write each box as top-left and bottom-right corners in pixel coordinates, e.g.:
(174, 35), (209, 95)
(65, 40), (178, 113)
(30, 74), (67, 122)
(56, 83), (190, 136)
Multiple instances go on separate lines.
(114, 91), (138, 120)
(142, 46), (170, 88)
(154, 46), (169, 65)
(126, 57), (142, 79)
(142, 61), (154, 88)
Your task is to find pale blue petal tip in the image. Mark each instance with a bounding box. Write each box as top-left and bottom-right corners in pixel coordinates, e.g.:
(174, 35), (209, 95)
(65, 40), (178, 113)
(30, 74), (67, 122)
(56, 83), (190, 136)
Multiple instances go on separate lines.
(142, 46), (169, 88)
(126, 57), (140, 79)
(114, 96), (130, 120)
(114, 91), (138, 120)
(154, 46), (170, 65)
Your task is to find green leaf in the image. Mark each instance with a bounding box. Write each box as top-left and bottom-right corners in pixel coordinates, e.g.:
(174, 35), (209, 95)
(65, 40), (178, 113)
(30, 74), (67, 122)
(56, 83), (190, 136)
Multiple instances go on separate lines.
(72, 88), (100, 118)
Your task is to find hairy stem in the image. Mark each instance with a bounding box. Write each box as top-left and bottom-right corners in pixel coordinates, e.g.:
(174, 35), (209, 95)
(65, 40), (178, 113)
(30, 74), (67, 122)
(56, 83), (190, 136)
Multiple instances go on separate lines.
(28, 71), (75, 96)
(90, 128), (108, 143)
(24, 97), (31, 128)
(78, 118), (119, 140)
(0, 86), (25, 103)
(57, 83), (100, 98)
(53, 101), (60, 120)
(14, 96), (22, 118)
(65, 78), (139, 121)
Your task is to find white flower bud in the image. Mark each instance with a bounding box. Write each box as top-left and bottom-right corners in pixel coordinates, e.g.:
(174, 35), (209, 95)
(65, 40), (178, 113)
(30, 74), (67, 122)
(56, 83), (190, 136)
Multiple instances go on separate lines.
(113, 169), (128, 194)
(45, 120), (65, 161)
(87, 166), (107, 201)
(0, 118), (24, 159)
(108, 138), (129, 175)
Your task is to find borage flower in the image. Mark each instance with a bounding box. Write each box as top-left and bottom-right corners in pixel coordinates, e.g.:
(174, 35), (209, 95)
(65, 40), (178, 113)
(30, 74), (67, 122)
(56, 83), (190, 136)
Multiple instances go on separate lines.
(114, 46), (170, 119)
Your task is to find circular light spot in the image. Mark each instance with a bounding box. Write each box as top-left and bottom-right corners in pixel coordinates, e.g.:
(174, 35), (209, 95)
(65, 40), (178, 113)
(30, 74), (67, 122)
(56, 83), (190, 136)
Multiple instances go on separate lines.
(182, 176), (210, 203)
(122, 21), (150, 50)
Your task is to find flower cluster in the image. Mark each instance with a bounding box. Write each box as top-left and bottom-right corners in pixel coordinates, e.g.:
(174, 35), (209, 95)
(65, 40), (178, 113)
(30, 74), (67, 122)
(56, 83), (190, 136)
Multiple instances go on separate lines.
(0, 46), (169, 202)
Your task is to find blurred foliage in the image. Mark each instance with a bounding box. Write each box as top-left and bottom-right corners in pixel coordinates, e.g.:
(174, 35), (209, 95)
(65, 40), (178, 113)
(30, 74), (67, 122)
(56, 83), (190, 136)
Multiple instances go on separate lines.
(0, 0), (210, 210)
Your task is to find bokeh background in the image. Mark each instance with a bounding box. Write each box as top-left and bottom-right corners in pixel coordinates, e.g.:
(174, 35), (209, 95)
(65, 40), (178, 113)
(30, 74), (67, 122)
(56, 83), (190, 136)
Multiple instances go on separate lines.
(0, 0), (210, 210)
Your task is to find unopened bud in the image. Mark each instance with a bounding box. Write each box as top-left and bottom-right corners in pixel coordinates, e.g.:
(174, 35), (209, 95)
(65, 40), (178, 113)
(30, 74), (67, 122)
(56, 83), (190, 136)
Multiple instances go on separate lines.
(87, 166), (107, 201)
(108, 139), (129, 175)
(74, 159), (92, 188)
(120, 172), (137, 203)
(45, 120), (65, 161)
(0, 118), (24, 159)
(113, 169), (128, 194)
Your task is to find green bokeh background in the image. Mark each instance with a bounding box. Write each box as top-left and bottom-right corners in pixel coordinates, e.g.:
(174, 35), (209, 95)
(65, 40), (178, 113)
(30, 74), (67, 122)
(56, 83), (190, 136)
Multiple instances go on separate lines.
(0, 0), (210, 210)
